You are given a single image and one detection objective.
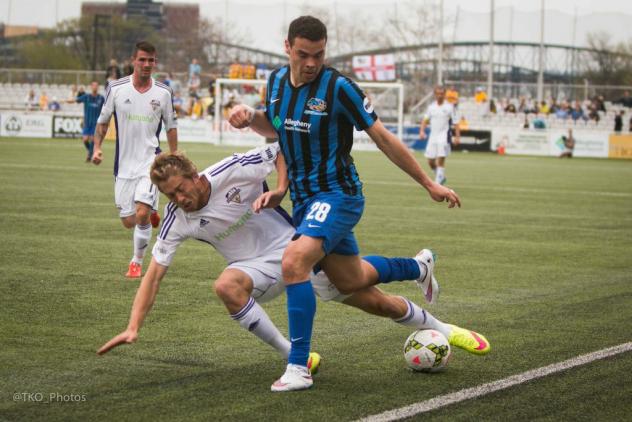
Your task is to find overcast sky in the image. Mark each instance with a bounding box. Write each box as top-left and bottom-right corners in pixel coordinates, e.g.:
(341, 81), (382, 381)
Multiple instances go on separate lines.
(2, 0), (632, 52)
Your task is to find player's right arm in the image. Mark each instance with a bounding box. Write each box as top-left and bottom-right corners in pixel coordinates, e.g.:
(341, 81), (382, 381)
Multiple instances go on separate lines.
(228, 105), (277, 139)
(97, 258), (169, 355)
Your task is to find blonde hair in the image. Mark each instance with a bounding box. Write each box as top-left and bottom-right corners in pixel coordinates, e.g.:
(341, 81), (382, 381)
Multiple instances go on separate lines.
(150, 151), (198, 185)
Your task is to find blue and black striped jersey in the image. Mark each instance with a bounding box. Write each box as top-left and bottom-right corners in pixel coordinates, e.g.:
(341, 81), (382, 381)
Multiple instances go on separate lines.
(264, 66), (378, 204)
(76, 93), (105, 129)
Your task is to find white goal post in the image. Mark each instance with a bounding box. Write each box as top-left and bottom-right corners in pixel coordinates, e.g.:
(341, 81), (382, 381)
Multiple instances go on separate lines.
(213, 78), (404, 146)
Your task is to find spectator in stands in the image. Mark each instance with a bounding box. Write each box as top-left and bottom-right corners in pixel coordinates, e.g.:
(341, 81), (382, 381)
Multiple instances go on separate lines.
(474, 87), (487, 104)
(172, 91), (185, 117)
(571, 101), (586, 122)
(594, 95), (606, 113)
(504, 101), (517, 114)
(559, 129), (575, 158)
(189, 58), (201, 79)
(446, 86), (459, 108)
(518, 97), (527, 113)
(629, 115), (632, 132)
(105, 59), (121, 86)
(614, 110), (624, 132)
(24, 89), (37, 111)
(457, 116), (469, 131)
(538, 101), (550, 115)
(532, 115), (546, 129)
(122, 59), (134, 76)
(190, 96), (205, 120)
(48, 97), (61, 112)
(617, 90), (632, 108)
(169, 72), (182, 94)
(549, 99), (559, 114)
(489, 99), (497, 114)
(38, 91), (49, 110)
(555, 101), (569, 120)
(587, 103), (600, 123)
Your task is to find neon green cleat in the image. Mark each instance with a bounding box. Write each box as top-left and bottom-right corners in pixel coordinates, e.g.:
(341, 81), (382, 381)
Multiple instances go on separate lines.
(447, 325), (491, 355)
(307, 352), (321, 375)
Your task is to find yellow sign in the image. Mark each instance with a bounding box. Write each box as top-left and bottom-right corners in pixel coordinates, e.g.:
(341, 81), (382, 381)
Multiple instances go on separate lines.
(608, 135), (632, 159)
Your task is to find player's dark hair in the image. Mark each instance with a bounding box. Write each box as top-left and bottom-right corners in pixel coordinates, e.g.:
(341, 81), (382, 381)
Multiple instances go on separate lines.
(287, 15), (327, 46)
(133, 41), (156, 57)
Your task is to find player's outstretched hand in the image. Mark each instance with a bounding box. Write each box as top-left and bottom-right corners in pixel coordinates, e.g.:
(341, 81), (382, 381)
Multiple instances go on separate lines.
(97, 329), (138, 355)
(228, 104), (254, 129)
(92, 149), (103, 165)
(252, 190), (285, 213)
(428, 183), (461, 208)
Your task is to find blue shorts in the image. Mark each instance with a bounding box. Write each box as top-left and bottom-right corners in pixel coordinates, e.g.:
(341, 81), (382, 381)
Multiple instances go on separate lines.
(82, 125), (96, 136)
(292, 191), (364, 256)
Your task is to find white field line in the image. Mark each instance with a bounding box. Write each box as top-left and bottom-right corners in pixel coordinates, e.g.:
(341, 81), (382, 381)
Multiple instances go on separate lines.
(363, 179), (632, 198)
(357, 342), (632, 422)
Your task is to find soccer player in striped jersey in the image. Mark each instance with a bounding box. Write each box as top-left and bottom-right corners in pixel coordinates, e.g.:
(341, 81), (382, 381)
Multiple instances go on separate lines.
(96, 147), (490, 373)
(229, 16), (462, 391)
(67, 81), (104, 162)
(92, 41), (178, 279)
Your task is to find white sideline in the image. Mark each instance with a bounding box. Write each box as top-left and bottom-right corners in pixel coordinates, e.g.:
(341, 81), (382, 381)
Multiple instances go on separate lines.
(357, 342), (632, 422)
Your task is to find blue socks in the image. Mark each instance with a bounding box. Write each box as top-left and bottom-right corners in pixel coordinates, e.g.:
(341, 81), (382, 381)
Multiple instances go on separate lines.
(286, 280), (316, 366)
(363, 256), (421, 283)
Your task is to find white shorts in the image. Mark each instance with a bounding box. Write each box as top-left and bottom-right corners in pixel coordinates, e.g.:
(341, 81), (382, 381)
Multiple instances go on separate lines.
(227, 250), (350, 304)
(424, 139), (451, 159)
(114, 176), (159, 218)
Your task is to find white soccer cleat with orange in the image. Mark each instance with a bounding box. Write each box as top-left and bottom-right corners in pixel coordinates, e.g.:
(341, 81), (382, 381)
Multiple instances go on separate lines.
(414, 249), (439, 304)
(271, 364), (313, 392)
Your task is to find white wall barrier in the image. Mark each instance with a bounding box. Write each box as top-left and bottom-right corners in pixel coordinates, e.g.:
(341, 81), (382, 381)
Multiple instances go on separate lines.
(0, 112), (52, 138)
(492, 128), (610, 158)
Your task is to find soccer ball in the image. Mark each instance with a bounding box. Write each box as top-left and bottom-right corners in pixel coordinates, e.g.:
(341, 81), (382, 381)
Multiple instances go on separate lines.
(403, 329), (451, 372)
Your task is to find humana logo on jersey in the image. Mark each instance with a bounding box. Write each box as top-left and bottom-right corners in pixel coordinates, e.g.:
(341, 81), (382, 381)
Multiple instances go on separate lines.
(284, 118), (311, 133)
(214, 210), (253, 241)
(127, 114), (155, 122)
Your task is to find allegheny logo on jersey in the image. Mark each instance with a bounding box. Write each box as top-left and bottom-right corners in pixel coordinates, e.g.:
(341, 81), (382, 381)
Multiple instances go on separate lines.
(150, 99), (161, 111)
(225, 187), (242, 204)
(284, 118), (311, 133)
(305, 97), (328, 116)
(272, 115), (282, 129)
(363, 97), (374, 114)
(200, 219), (209, 227)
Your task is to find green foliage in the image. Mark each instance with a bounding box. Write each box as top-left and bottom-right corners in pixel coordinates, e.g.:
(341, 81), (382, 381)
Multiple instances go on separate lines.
(1, 138), (631, 420)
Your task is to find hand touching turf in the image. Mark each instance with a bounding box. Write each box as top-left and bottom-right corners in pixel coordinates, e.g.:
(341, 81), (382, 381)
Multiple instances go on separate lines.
(97, 329), (138, 355)
(428, 183), (461, 208)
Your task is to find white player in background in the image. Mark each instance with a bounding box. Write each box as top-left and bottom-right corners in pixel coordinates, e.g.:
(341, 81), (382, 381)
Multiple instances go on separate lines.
(92, 41), (178, 279)
(419, 86), (460, 185)
(96, 144), (491, 382)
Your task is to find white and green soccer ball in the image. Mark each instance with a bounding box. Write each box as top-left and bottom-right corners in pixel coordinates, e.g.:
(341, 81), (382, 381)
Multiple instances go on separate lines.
(404, 329), (451, 372)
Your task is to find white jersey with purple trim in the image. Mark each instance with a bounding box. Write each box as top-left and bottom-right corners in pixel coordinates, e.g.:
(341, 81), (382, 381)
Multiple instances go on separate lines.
(152, 143), (295, 267)
(424, 101), (456, 142)
(97, 76), (177, 178)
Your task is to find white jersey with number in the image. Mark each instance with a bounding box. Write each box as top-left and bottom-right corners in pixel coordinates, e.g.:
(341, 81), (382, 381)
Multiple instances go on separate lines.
(424, 101), (456, 142)
(152, 143), (295, 267)
(97, 76), (177, 178)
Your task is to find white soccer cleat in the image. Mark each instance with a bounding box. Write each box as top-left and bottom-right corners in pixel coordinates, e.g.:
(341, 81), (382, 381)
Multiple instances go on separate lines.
(414, 249), (440, 304)
(271, 364), (313, 392)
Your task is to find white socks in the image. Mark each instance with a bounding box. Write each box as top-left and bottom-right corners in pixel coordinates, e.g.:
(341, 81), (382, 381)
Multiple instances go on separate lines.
(132, 223), (152, 264)
(435, 166), (445, 183)
(231, 297), (291, 358)
(394, 297), (451, 338)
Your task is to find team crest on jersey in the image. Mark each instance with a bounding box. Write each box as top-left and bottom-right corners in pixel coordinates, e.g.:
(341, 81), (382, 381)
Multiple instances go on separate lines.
(150, 99), (161, 111)
(225, 187), (242, 204)
(200, 219), (209, 227)
(305, 97), (328, 116)
(363, 97), (374, 114)
(124, 99), (132, 104)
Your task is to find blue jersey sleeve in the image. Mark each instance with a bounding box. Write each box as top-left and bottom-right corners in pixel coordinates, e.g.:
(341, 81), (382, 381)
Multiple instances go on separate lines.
(336, 77), (378, 131)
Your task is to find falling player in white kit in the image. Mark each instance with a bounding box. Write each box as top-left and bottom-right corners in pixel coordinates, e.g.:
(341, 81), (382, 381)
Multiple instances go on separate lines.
(92, 41), (178, 278)
(419, 86), (460, 185)
(96, 145), (491, 380)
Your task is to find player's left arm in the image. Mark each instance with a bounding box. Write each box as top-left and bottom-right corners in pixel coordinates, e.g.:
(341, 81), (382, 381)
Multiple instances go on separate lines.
(252, 151), (289, 213)
(163, 89), (178, 153)
(452, 107), (461, 145)
(366, 120), (460, 208)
